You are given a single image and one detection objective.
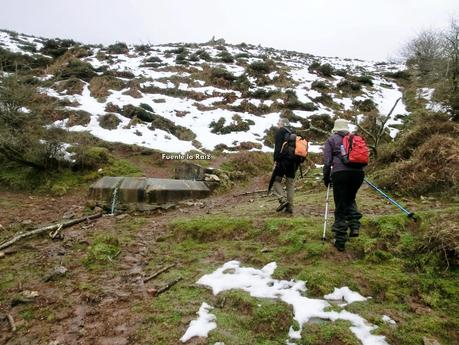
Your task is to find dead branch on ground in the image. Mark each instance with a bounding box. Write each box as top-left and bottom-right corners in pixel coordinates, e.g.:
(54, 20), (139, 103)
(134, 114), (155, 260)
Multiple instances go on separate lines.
(0, 213), (103, 251)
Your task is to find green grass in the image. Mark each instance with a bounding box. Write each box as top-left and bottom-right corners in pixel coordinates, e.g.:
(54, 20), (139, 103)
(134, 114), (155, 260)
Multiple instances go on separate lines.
(137, 201), (459, 345)
(82, 234), (121, 269)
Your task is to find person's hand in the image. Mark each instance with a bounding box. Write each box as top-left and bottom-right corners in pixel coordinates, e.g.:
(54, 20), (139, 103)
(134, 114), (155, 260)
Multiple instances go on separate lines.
(323, 176), (331, 188)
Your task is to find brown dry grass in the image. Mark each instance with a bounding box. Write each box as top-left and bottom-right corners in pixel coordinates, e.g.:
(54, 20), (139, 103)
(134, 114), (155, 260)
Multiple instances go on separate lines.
(88, 75), (125, 100)
(374, 134), (459, 196)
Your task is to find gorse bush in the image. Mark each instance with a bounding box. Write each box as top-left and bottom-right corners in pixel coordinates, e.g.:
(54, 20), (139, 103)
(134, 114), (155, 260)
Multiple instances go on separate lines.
(372, 112), (459, 196)
(374, 120), (459, 196)
(55, 77), (85, 95)
(0, 75), (67, 170)
(195, 49), (212, 62)
(218, 50), (234, 63)
(318, 63), (334, 77)
(139, 103), (153, 112)
(0, 47), (51, 73)
(121, 104), (155, 122)
(354, 75), (374, 86)
(247, 88), (280, 100)
(337, 79), (362, 92)
(309, 62), (334, 77)
(377, 114), (459, 163)
(98, 114), (121, 130)
(311, 80), (329, 90)
(88, 75), (124, 99)
(57, 58), (96, 82)
(41, 38), (76, 58)
(210, 114), (255, 134)
(107, 42), (129, 54)
(284, 90), (318, 111)
(66, 110), (91, 127)
(384, 70), (411, 80)
(248, 60), (273, 74)
(175, 51), (189, 65)
(143, 56), (163, 67)
(354, 98), (377, 112)
(73, 146), (112, 170)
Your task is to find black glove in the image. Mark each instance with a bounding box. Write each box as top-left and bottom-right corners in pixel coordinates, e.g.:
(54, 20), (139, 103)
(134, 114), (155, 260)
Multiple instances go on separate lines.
(324, 176), (331, 187)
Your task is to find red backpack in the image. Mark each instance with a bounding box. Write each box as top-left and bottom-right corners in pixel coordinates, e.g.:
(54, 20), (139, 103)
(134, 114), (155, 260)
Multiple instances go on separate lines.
(340, 133), (369, 167)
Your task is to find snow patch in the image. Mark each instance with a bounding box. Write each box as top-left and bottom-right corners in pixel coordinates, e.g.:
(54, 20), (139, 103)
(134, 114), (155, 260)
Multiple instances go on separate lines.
(382, 315), (397, 325)
(180, 302), (217, 343)
(324, 286), (368, 306)
(417, 87), (434, 101)
(196, 261), (389, 345)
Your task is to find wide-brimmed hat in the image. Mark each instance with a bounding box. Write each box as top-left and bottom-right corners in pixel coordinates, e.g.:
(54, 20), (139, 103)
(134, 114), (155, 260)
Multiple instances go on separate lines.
(278, 117), (290, 127)
(332, 119), (350, 132)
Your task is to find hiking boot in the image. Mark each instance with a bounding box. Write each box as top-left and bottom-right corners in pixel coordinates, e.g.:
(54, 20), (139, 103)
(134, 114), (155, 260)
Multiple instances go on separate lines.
(332, 239), (345, 252)
(276, 201), (289, 212)
(284, 204), (293, 214)
(349, 228), (359, 237)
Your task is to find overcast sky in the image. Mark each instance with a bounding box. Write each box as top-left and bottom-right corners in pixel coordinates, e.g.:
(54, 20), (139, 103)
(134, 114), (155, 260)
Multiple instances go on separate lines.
(1, 0), (458, 61)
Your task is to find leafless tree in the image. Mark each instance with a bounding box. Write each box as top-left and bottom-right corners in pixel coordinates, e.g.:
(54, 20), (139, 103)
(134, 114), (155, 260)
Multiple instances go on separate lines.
(352, 98), (401, 158)
(401, 30), (444, 78)
(443, 19), (459, 92)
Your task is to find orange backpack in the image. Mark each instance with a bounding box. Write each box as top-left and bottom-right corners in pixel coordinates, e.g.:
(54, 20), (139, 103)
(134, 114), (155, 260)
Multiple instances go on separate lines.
(295, 136), (308, 160)
(281, 129), (309, 163)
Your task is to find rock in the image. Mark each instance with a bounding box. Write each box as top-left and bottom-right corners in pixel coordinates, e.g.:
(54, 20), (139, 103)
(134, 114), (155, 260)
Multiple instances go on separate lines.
(43, 266), (68, 282)
(204, 174), (220, 182)
(62, 210), (76, 220)
(22, 290), (39, 299)
(21, 219), (33, 226)
(0, 252), (5, 259)
(11, 291), (38, 306)
(423, 337), (441, 345)
(147, 288), (157, 296)
(116, 214), (128, 220)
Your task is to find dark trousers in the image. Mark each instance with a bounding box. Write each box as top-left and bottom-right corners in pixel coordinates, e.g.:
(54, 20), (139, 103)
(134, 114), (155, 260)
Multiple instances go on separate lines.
(331, 170), (364, 245)
(274, 159), (297, 179)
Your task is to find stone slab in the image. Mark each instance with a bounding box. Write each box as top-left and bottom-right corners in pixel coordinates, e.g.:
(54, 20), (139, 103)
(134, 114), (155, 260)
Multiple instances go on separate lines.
(89, 176), (211, 207)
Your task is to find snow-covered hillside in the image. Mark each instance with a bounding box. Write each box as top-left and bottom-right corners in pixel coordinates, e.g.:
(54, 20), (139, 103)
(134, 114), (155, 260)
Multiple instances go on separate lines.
(0, 30), (409, 153)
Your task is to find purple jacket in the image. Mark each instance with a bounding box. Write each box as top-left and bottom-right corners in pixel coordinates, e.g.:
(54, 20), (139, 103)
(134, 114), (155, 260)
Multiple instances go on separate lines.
(323, 132), (363, 177)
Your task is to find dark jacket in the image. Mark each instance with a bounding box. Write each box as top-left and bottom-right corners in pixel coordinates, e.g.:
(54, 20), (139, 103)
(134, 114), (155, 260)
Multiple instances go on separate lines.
(273, 127), (291, 162)
(323, 131), (363, 179)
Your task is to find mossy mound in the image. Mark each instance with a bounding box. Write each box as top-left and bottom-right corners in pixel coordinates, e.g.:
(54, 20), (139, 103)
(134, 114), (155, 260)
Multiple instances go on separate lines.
(374, 135), (459, 197)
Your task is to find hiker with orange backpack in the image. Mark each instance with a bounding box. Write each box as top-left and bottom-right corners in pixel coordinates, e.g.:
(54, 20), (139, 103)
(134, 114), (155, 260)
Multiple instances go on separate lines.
(270, 117), (308, 214)
(323, 119), (368, 252)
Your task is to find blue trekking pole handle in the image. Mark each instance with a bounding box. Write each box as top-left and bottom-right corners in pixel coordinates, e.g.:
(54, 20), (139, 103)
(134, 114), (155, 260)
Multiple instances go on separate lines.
(364, 179), (416, 221)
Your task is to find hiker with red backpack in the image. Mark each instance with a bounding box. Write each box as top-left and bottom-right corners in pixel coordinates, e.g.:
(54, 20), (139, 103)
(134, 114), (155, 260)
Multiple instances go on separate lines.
(270, 117), (308, 214)
(323, 119), (368, 252)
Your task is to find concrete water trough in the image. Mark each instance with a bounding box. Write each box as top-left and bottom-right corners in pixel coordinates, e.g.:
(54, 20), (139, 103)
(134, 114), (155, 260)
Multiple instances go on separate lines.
(89, 176), (212, 211)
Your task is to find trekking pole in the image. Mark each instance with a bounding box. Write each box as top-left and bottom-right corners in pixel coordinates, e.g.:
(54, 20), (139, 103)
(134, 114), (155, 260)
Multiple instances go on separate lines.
(322, 183), (331, 241)
(364, 179), (416, 221)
